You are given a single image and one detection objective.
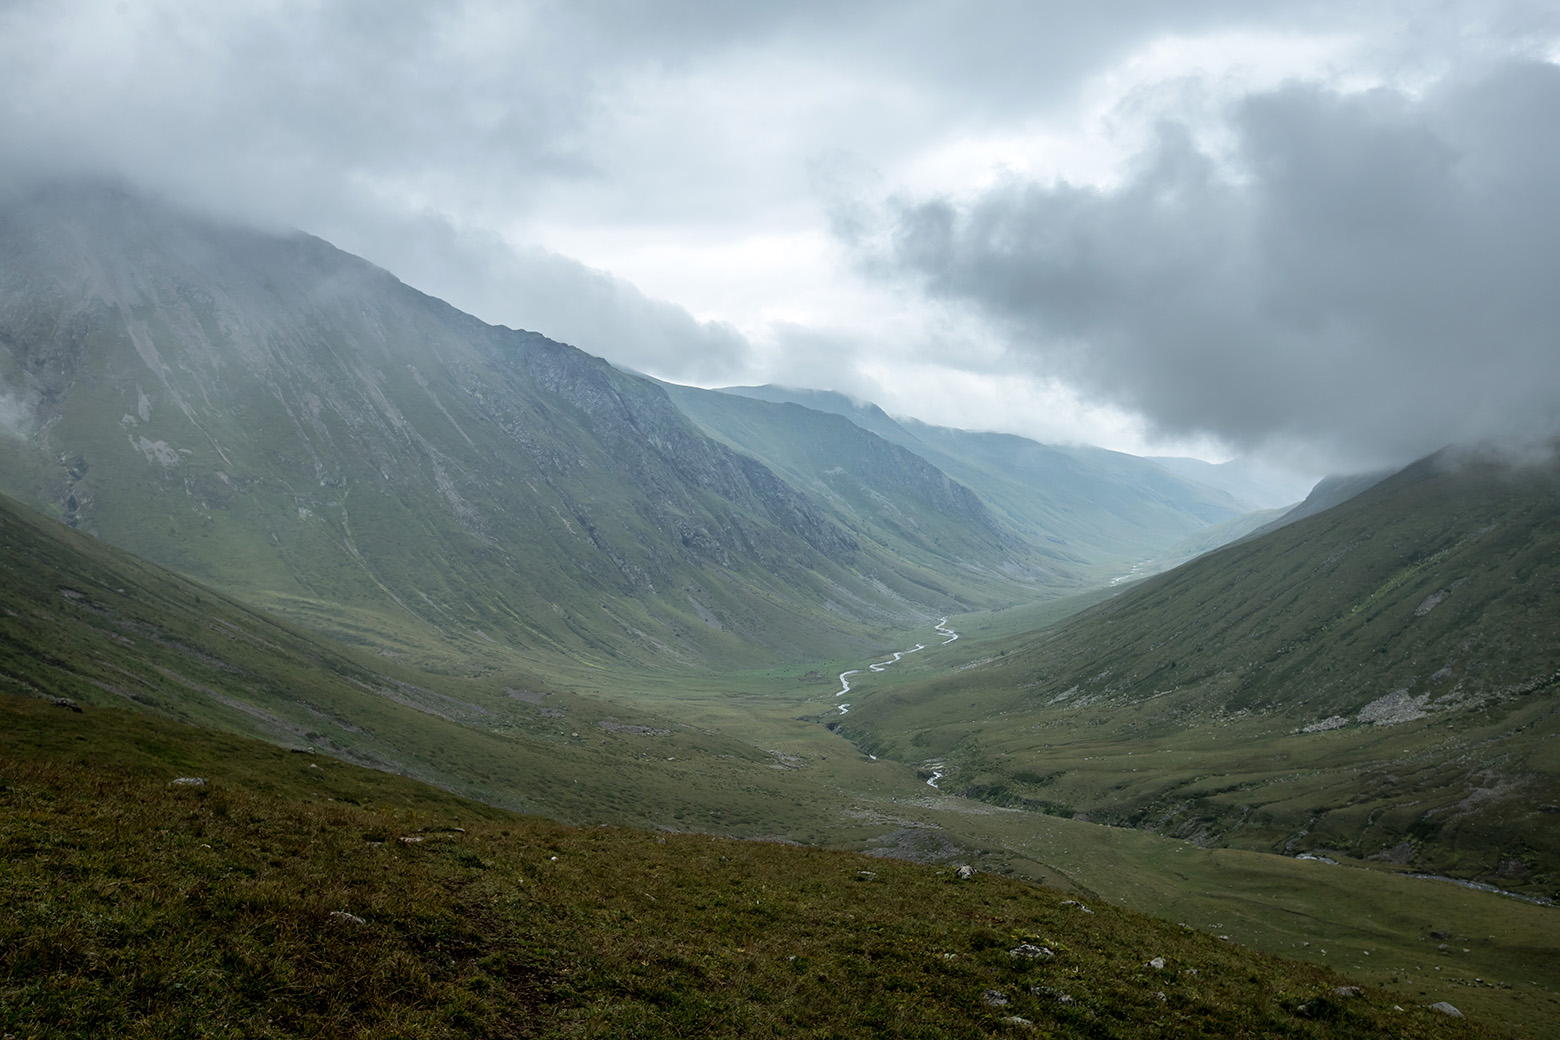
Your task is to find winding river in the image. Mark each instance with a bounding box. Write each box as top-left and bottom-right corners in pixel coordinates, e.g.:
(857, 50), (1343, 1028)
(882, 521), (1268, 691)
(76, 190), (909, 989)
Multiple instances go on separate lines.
(833, 617), (958, 710)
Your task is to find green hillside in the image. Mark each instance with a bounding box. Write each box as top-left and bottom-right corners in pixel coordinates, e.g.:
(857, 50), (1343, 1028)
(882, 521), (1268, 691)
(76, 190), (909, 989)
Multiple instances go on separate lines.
(0, 486), (918, 839)
(0, 184), (1064, 677)
(1, 694), (1503, 1039)
(839, 448), (1560, 893)
(5, 426), (1559, 1034)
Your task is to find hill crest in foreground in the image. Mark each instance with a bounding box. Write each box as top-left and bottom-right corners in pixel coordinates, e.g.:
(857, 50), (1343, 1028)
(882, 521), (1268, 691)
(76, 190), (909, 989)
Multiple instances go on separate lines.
(0, 694), (1499, 1039)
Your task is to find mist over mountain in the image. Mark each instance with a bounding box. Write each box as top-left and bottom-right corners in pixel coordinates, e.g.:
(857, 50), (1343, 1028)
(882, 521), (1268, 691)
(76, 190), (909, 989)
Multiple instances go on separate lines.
(0, 182), (1069, 671)
(4, 179), (1560, 1033)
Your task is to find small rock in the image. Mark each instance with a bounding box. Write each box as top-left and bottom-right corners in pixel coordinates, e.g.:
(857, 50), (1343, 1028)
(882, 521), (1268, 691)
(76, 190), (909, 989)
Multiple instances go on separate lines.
(1009, 943), (1055, 959)
(328, 911), (366, 926)
(170, 777), (206, 786)
(1031, 985), (1075, 1004)
(399, 835), (425, 843)
(1147, 956), (1166, 970)
(955, 865), (977, 880)
(982, 989), (1009, 1007)
(50, 697), (82, 713)
(1060, 899), (1093, 913)
(1333, 986), (1363, 997)
(1001, 1015), (1033, 1028)
(1428, 1001), (1463, 1018)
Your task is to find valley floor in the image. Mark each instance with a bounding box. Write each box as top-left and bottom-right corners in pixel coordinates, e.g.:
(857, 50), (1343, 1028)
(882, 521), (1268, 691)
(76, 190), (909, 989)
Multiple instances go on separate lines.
(592, 610), (1560, 1038)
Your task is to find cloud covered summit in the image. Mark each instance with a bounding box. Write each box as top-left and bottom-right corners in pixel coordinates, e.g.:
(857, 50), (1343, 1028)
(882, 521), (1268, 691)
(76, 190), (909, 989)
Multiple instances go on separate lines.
(2, 0), (1557, 472)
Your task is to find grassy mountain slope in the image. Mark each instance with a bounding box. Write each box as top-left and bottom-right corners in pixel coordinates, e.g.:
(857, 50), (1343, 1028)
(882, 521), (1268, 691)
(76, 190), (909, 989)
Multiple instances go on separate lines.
(839, 448), (1560, 894)
(1, 694), (1503, 1039)
(5, 466), (1558, 1033)
(0, 184), (1047, 676)
(0, 486), (936, 838)
(716, 384), (1255, 577)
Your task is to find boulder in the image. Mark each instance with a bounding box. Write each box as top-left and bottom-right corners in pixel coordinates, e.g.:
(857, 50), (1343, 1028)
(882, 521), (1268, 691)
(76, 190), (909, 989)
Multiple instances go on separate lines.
(1009, 944), (1055, 959)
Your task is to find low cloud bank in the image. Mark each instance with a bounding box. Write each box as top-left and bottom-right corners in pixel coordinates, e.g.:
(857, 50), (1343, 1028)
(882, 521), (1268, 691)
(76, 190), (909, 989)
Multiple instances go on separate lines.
(859, 60), (1560, 471)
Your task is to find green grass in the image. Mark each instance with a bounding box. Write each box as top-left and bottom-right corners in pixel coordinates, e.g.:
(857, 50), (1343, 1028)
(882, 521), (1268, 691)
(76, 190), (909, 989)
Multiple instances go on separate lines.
(840, 451), (1560, 892)
(7, 448), (1560, 1034)
(1, 694), (1506, 1039)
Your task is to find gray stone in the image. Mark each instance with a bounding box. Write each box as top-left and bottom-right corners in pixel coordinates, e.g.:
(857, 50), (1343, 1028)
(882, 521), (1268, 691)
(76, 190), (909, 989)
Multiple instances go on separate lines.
(1009, 943), (1055, 959)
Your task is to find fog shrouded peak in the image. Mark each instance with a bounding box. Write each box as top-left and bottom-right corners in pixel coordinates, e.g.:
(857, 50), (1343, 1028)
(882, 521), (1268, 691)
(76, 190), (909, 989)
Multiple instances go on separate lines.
(2, 1), (1556, 474)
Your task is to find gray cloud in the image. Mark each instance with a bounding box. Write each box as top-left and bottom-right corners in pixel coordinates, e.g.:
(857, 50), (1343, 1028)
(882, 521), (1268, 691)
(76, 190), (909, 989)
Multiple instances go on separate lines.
(323, 212), (753, 383)
(866, 58), (1560, 470)
(3, 1), (1557, 467)
(0, 385), (31, 440)
(0, 1), (757, 382)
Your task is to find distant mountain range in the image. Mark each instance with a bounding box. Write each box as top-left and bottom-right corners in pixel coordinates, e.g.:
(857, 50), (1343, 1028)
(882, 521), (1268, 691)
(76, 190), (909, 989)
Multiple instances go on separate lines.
(697, 384), (1274, 580)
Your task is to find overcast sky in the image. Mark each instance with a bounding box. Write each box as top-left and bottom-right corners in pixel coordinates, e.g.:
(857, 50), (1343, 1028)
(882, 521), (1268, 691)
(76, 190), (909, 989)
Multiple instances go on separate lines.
(3, 0), (1558, 476)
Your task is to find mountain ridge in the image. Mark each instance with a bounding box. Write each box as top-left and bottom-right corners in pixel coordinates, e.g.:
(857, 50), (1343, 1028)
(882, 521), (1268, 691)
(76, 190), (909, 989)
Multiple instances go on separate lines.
(712, 382), (1265, 577)
(0, 183), (1064, 673)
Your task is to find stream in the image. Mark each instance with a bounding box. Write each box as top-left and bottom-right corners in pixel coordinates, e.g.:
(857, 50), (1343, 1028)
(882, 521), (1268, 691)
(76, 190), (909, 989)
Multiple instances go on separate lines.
(833, 617), (958, 712)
